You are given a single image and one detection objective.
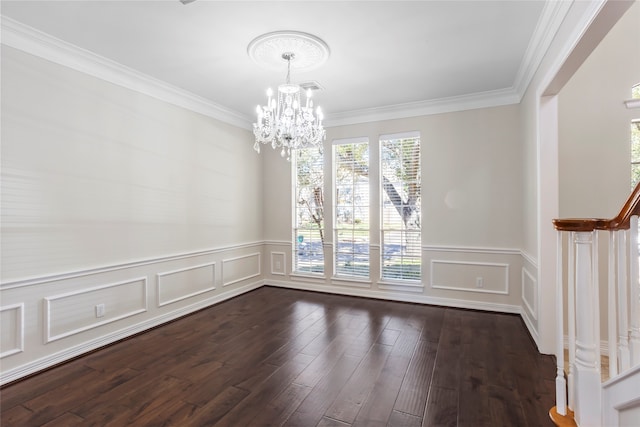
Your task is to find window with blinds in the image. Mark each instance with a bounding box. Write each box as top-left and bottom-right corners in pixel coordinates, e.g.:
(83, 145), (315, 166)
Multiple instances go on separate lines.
(334, 138), (369, 278)
(380, 132), (421, 281)
(293, 146), (325, 274)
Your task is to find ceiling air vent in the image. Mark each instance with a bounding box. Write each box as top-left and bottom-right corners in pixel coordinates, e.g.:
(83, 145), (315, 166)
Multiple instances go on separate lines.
(299, 81), (324, 91)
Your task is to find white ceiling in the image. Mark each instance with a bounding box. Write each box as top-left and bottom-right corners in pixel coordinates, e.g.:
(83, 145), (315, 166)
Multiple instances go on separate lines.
(1, 1), (564, 127)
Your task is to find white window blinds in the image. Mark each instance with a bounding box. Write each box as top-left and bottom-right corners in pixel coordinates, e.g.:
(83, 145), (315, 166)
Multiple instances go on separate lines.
(380, 133), (421, 281)
(334, 138), (369, 278)
(293, 146), (325, 274)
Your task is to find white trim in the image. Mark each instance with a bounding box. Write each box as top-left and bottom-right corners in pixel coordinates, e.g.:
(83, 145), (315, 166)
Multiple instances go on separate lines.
(522, 266), (538, 320)
(0, 16), (251, 130)
(324, 88), (520, 127)
(44, 277), (148, 343)
(512, 0), (573, 98)
(221, 252), (261, 287)
(422, 244), (521, 256)
(290, 272), (327, 282)
(379, 131), (421, 141)
(430, 260), (510, 295)
(330, 276), (372, 289)
(377, 281), (424, 293)
(264, 240), (291, 247)
(1, 241), (262, 290)
(521, 250), (538, 268)
(0, 280), (263, 386)
(156, 262), (216, 307)
(267, 279), (520, 314)
(0, 303), (25, 359)
(270, 252), (287, 276)
(332, 136), (369, 146)
(520, 305), (540, 348)
(625, 99), (640, 109)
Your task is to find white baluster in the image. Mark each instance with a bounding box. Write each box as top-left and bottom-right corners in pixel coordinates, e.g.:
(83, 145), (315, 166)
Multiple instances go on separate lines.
(593, 230), (601, 376)
(555, 231), (567, 415)
(608, 231), (618, 378)
(568, 231), (576, 409)
(573, 231), (601, 427)
(630, 216), (640, 366)
(617, 229), (630, 372)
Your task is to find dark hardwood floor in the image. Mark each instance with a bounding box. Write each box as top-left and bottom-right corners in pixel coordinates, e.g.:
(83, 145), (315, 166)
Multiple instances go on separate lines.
(0, 286), (556, 426)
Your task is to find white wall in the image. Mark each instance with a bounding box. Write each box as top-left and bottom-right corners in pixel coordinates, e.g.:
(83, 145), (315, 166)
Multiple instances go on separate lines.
(558, 1), (640, 355)
(0, 46), (264, 384)
(263, 106), (526, 313)
(519, 0), (638, 354)
(559, 1), (640, 219)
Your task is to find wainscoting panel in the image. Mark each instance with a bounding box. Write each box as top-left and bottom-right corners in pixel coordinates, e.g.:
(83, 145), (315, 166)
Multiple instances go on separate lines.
(222, 253), (261, 287)
(0, 303), (24, 358)
(430, 260), (509, 295)
(157, 263), (216, 307)
(44, 277), (148, 343)
(0, 242), (264, 385)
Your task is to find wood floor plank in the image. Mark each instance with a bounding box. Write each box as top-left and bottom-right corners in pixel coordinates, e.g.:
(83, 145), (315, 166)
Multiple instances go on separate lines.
(283, 353), (361, 427)
(212, 353), (315, 427)
(352, 322), (421, 427)
(422, 386), (458, 427)
(0, 287), (558, 427)
(84, 375), (192, 426)
(388, 410), (422, 427)
(246, 382), (313, 426)
(181, 386), (251, 426)
(0, 362), (95, 410)
(324, 343), (393, 424)
(316, 416), (351, 427)
(0, 404), (34, 426)
(393, 339), (438, 417)
(40, 412), (85, 427)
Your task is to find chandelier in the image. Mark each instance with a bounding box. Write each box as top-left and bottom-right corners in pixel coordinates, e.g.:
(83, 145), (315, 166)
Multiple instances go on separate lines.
(248, 31), (330, 160)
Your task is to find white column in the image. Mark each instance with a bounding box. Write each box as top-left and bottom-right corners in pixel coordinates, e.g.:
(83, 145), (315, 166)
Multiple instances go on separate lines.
(608, 231), (618, 378)
(573, 231), (602, 427)
(568, 231), (576, 409)
(617, 229), (630, 372)
(629, 216), (640, 366)
(555, 231), (567, 415)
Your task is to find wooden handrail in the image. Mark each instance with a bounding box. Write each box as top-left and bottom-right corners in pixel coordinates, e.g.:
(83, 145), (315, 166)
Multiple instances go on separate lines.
(554, 182), (640, 231)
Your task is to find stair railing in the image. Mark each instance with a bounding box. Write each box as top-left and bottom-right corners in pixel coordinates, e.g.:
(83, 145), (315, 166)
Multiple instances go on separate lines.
(551, 183), (640, 426)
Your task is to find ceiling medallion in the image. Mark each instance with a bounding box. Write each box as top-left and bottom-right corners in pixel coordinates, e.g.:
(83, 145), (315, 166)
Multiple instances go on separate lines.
(249, 31), (329, 160)
(247, 31), (330, 72)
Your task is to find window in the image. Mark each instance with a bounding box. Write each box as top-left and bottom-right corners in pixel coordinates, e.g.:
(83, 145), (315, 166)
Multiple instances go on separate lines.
(380, 132), (421, 281)
(334, 138), (370, 278)
(293, 146), (324, 274)
(631, 84), (640, 189)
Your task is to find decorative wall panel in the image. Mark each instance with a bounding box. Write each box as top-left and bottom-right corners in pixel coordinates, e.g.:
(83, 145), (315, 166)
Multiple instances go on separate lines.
(430, 260), (509, 295)
(157, 263), (216, 307)
(222, 253), (261, 287)
(44, 277), (147, 343)
(0, 304), (24, 358)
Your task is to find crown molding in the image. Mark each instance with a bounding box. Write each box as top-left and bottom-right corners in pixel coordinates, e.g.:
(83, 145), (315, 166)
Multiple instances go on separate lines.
(1, 1), (572, 130)
(324, 88), (520, 127)
(1, 16), (253, 130)
(324, 1), (573, 128)
(512, 0), (574, 99)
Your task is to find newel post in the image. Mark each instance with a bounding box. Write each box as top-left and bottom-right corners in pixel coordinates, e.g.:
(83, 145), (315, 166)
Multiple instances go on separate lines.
(573, 231), (602, 426)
